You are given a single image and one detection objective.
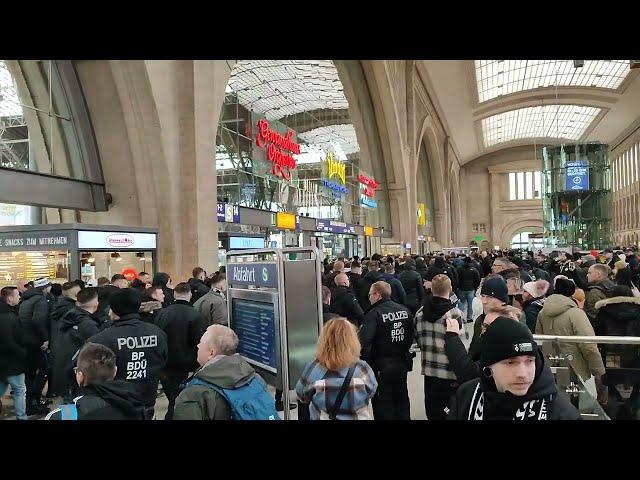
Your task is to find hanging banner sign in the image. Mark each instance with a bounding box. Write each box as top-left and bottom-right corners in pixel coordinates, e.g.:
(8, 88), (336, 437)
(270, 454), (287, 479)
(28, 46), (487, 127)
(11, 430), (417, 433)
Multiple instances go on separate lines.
(364, 226), (374, 237)
(322, 179), (350, 196)
(316, 219), (356, 234)
(255, 118), (299, 181)
(565, 161), (589, 191)
(417, 203), (426, 226)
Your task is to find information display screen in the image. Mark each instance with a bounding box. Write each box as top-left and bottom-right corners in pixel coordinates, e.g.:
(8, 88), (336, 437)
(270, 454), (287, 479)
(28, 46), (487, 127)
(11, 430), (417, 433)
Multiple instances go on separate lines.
(232, 298), (277, 373)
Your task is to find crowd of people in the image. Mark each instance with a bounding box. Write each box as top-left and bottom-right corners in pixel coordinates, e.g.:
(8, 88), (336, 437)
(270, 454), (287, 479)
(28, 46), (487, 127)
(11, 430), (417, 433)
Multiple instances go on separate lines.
(1, 245), (639, 420)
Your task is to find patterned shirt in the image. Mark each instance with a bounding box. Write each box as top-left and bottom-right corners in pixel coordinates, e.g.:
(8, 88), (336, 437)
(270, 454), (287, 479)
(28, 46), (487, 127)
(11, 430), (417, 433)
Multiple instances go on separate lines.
(415, 305), (466, 379)
(295, 359), (378, 420)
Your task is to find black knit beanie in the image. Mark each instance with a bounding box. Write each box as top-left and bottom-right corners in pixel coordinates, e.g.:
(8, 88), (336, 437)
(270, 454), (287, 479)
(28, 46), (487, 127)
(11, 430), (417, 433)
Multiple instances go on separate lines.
(554, 277), (576, 298)
(480, 316), (538, 368)
(109, 288), (142, 317)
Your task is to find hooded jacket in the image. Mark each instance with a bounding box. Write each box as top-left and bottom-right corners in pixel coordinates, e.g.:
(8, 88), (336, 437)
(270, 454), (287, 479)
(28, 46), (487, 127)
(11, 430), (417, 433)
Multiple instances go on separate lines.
(193, 287), (228, 326)
(426, 258), (460, 293)
(0, 299), (26, 377)
(51, 307), (101, 395)
(447, 349), (580, 420)
(584, 279), (616, 322)
(87, 313), (168, 408)
(357, 269), (385, 311)
(397, 265), (425, 313)
(96, 285), (120, 325)
(18, 288), (51, 345)
(329, 285), (365, 327)
(187, 278), (210, 305)
(535, 294), (605, 382)
(173, 354), (256, 420)
(457, 263), (481, 292)
(523, 297), (545, 334)
(155, 300), (206, 371)
(46, 380), (147, 420)
(50, 296), (77, 349)
(414, 295), (465, 380)
(594, 296), (640, 337)
(415, 259), (429, 281)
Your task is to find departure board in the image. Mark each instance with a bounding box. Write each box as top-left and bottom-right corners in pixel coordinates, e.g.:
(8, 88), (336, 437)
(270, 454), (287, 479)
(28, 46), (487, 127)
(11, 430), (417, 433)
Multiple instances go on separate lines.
(232, 298), (277, 373)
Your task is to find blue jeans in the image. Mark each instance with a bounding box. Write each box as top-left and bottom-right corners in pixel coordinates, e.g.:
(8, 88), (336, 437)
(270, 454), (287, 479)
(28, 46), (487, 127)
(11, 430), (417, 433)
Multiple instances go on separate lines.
(458, 290), (476, 321)
(0, 374), (28, 420)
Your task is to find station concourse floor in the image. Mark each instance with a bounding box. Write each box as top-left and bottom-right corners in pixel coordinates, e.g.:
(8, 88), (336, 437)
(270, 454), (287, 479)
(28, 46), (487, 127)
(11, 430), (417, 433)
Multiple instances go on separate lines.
(1, 301), (481, 421)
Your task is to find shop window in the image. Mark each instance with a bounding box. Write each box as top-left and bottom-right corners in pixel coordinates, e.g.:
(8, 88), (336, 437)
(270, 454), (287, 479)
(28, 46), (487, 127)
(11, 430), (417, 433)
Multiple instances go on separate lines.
(0, 251), (68, 288)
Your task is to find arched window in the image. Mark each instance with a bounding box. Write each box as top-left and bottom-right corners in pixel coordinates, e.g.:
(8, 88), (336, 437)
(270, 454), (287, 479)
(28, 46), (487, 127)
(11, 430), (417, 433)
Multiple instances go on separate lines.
(511, 230), (543, 249)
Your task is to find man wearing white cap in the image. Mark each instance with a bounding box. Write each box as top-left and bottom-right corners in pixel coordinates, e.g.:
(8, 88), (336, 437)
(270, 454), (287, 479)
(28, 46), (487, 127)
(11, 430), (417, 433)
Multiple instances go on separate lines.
(18, 277), (52, 415)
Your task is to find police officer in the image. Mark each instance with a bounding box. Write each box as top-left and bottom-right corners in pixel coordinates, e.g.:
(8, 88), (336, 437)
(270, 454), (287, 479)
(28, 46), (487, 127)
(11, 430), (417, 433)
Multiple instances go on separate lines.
(359, 281), (414, 420)
(87, 288), (168, 419)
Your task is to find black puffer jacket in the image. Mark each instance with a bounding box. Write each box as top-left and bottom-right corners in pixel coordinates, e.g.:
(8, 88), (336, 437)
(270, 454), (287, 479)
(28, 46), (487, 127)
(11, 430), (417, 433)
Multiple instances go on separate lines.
(46, 380), (147, 420)
(457, 263), (481, 292)
(594, 296), (640, 337)
(0, 299), (26, 377)
(329, 286), (365, 326)
(426, 258), (460, 294)
(50, 296), (76, 350)
(187, 278), (210, 305)
(155, 300), (206, 371)
(51, 308), (101, 395)
(18, 288), (50, 345)
(397, 265), (425, 314)
(96, 285), (120, 325)
(447, 349), (580, 420)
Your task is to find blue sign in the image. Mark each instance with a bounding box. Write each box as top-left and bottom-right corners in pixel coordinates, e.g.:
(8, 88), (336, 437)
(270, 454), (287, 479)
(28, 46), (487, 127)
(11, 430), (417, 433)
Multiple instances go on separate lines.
(321, 179), (350, 196)
(217, 203), (240, 223)
(316, 219), (356, 234)
(360, 196), (378, 208)
(565, 161), (589, 191)
(232, 298), (277, 372)
(229, 263), (278, 288)
(229, 236), (265, 249)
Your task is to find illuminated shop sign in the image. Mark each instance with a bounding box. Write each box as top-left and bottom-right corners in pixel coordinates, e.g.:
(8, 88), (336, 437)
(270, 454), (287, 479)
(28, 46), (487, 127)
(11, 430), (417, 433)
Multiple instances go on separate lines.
(322, 179), (350, 196)
(276, 212), (296, 230)
(217, 203), (240, 223)
(255, 118), (300, 181)
(316, 219), (356, 234)
(78, 231), (157, 250)
(326, 152), (346, 185)
(359, 172), (379, 209)
(364, 226), (374, 236)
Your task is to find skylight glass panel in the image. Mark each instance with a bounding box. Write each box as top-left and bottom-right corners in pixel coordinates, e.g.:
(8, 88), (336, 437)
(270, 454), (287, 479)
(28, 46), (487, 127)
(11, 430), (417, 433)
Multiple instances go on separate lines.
(298, 124), (360, 157)
(481, 105), (601, 147)
(475, 60), (630, 103)
(227, 60), (349, 120)
(0, 60), (23, 116)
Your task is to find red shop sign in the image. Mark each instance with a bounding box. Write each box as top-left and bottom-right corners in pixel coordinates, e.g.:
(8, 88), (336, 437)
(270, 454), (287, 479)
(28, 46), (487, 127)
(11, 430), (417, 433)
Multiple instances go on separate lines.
(358, 173), (379, 198)
(255, 119), (300, 181)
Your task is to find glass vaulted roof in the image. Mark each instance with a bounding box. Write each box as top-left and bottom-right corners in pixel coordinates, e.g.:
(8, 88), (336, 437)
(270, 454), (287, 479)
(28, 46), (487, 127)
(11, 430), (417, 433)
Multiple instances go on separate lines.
(481, 105), (601, 147)
(475, 60), (631, 103)
(0, 60), (23, 116)
(227, 60), (349, 120)
(298, 124), (359, 156)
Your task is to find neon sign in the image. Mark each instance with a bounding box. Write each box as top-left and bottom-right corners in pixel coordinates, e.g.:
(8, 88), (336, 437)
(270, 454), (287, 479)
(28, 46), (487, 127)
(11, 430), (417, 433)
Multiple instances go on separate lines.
(326, 152), (346, 185)
(358, 173), (379, 198)
(255, 119), (300, 181)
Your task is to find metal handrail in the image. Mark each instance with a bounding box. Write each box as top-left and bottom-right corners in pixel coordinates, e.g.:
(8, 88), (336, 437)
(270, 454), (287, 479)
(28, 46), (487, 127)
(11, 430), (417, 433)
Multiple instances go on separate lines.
(533, 334), (640, 345)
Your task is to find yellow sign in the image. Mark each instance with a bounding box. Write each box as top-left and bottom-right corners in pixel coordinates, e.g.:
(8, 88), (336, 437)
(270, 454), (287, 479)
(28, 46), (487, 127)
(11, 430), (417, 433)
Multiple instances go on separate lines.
(417, 203), (426, 226)
(326, 152), (346, 185)
(276, 212), (296, 230)
(365, 225), (374, 237)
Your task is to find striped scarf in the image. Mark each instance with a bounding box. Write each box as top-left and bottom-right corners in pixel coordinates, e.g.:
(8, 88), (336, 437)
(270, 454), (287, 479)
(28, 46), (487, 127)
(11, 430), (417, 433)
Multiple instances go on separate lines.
(467, 383), (550, 420)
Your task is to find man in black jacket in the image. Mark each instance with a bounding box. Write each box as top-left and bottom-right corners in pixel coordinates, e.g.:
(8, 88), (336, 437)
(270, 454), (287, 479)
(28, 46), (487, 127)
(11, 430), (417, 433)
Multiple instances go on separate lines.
(381, 262), (408, 306)
(19, 277), (52, 415)
(51, 288), (101, 401)
(321, 286), (339, 324)
(154, 282), (206, 420)
(152, 272), (174, 307)
(96, 274), (128, 326)
(188, 267), (211, 305)
(330, 273), (365, 327)
(46, 343), (146, 420)
(447, 317), (580, 420)
(87, 288), (168, 419)
(397, 258), (425, 315)
(357, 260), (385, 311)
(0, 287), (28, 420)
(359, 281), (414, 420)
(457, 257), (481, 323)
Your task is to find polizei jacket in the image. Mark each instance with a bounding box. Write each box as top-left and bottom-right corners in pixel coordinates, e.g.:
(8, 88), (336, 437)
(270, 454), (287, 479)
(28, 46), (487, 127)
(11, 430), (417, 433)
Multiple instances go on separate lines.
(359, 298), (414, 369)
(87, 313), (168, 408)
